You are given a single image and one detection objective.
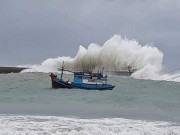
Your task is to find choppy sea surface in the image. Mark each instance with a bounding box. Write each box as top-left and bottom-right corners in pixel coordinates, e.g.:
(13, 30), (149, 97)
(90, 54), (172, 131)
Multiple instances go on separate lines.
(0, 73), (180, 134)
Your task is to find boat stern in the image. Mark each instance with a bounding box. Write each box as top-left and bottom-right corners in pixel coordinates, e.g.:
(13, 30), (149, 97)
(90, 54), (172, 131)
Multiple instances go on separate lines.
(50, 73), (56, 88)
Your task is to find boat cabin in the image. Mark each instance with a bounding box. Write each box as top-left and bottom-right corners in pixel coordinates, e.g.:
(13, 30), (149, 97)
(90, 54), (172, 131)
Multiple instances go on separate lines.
(73, 72), (106, 85)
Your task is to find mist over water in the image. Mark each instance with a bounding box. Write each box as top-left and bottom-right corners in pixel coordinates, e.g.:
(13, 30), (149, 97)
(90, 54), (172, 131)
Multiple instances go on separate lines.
(22, 35), (180, 82)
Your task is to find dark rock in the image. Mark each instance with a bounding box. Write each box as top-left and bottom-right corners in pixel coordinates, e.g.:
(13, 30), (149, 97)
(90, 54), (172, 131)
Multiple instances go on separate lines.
(0, 67), (28, 74)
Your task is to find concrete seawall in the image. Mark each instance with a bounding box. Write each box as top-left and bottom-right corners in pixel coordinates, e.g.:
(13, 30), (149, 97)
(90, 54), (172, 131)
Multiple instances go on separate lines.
(0, 67), (27, 74)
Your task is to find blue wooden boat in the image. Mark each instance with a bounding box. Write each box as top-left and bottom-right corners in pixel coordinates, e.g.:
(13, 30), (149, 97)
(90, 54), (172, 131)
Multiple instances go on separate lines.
(50, 64), (115, 90)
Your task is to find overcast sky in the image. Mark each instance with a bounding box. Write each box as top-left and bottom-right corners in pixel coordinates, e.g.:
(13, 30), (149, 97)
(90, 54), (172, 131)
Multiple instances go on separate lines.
(0, 0), (180, 70)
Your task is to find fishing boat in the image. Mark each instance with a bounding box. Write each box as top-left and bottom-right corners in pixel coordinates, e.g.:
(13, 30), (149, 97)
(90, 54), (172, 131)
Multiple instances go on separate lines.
(50, 64), (115, 90)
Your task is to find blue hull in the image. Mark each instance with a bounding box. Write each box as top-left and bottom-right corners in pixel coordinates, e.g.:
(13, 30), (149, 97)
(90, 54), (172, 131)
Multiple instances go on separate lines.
(72, 83), (114, 90)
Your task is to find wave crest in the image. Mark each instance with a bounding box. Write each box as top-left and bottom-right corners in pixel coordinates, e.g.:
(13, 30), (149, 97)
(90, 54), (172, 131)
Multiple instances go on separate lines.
(22, 35), (166, 80)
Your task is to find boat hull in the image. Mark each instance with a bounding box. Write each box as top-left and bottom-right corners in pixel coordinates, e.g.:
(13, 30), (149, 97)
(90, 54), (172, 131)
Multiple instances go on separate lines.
(50, 73), (114, 90)
(50, 73), (72, 89)
(72, 83), (114, 90)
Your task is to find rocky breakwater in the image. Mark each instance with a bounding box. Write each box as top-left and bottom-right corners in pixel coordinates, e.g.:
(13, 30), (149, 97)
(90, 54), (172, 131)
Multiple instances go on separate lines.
(0, 67), (27, 74)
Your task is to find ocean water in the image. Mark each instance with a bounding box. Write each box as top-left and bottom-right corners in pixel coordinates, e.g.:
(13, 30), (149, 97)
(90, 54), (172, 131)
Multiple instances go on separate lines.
(0, 73), (180, 134)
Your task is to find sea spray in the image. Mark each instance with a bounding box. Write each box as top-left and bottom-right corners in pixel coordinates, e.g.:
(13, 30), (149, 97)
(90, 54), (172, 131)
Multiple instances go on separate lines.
(22, 35), (165, 79)
(1, 115), (180, 135)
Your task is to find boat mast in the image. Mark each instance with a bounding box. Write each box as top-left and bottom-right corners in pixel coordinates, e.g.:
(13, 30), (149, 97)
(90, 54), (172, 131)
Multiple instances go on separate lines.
(60, 61), (64, 80)
(102, 67), (104, 76)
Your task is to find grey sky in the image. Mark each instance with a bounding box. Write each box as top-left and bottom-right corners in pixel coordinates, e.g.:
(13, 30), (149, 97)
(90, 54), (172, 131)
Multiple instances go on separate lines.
(0, 0), (180, 70)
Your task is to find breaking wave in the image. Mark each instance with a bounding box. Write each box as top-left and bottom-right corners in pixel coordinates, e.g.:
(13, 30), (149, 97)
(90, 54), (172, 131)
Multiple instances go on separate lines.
(1, 115), (180, 135)
(21, 35), (180, 81)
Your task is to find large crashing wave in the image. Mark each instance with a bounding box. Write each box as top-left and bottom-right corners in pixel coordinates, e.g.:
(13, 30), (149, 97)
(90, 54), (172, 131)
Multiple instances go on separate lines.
(23, 35), (169, 80)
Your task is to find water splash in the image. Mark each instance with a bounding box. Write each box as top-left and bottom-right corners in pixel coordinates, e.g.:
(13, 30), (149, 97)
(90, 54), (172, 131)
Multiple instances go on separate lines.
(21, 35), (180, 81)
(1, 115), (180, 135)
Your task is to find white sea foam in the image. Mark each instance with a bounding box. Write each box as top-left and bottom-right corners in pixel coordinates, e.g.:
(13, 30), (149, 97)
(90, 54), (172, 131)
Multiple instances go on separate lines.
(0, 115), (180, 135)
(21, 35), (180, 81)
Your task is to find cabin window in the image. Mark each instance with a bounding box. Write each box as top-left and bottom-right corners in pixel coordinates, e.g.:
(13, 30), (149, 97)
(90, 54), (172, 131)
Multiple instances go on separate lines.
(83, 76), (89, 79)
(92, 77), (97, 79)
(75, 76), (82, 79)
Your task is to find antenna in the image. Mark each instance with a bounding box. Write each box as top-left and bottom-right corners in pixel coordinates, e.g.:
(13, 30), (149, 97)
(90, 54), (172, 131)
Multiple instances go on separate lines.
(62, 61), (64, 68)
(60, 61), (65, 80)
(102, 67), (104, 76)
